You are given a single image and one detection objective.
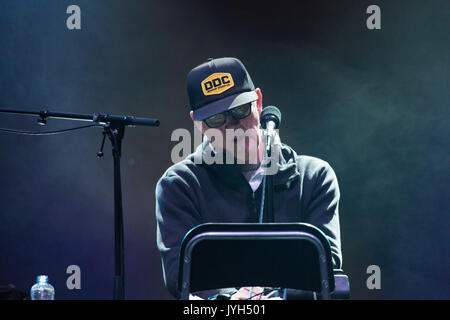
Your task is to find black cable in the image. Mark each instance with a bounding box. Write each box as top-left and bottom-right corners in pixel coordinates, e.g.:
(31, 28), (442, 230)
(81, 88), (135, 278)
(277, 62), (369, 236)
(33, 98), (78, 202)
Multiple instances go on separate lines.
(0, 124), (103, 136)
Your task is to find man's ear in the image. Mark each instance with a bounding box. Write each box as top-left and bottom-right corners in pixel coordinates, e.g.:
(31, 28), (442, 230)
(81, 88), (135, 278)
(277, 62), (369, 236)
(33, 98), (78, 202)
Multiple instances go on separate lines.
(255, 88), (263, 113)
(190, 111), (205, 134)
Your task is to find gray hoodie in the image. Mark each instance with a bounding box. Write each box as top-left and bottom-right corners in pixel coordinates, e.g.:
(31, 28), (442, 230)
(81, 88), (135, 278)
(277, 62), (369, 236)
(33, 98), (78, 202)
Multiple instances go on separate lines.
(155, 140), (342, 299)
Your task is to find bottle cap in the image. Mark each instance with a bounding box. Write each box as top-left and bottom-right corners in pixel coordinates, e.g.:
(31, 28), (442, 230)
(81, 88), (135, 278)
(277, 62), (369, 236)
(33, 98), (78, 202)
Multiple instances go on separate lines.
(37, 275), (48, 283)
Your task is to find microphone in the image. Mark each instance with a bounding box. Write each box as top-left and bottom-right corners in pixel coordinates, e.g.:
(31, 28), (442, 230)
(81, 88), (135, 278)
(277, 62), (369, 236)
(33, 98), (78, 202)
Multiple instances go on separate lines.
(260, 106), (282, 153)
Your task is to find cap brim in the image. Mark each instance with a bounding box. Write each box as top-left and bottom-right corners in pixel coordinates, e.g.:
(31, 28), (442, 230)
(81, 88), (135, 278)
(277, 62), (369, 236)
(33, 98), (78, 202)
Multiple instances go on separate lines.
(192, 90), (258, 121)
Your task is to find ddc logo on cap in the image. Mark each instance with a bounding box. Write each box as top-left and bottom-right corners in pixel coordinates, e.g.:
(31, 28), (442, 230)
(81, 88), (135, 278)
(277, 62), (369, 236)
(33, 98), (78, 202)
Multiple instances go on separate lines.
(201, 73), (234, 96)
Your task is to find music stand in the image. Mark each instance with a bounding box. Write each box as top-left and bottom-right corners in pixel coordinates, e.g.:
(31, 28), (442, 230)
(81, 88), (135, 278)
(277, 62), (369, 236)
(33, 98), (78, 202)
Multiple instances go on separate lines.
(178, 223), (339, 300)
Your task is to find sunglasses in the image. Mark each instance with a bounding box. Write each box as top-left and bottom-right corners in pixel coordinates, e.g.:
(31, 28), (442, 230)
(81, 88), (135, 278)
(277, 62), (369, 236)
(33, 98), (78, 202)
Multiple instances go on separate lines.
(203, 103), (253, 128)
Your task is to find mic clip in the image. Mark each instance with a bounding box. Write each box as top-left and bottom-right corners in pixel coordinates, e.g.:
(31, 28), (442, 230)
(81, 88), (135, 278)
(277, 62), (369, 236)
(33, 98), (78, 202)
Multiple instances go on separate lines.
(97, 126), (107, 158)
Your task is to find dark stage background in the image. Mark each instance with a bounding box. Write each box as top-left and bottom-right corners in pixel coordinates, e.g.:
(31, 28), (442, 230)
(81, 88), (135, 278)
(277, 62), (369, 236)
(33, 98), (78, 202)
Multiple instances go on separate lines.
(0, 0), (448, 299)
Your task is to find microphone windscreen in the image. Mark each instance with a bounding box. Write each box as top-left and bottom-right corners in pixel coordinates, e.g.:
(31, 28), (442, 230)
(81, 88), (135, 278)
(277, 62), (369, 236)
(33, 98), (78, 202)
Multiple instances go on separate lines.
(260, 106), (281, 129)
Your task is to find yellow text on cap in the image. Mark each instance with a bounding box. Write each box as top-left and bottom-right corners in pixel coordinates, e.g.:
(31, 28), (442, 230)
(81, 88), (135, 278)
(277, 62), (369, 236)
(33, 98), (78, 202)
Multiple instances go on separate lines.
(201, 73), (234, 96)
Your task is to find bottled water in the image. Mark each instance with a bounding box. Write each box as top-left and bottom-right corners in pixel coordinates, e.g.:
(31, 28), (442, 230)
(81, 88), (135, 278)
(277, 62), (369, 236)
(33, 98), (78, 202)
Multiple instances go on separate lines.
(30, 275), (55, 300)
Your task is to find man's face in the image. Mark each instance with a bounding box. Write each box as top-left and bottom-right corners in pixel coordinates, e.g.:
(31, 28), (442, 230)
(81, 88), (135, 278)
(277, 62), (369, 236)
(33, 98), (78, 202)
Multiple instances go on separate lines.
(191, 89), (264, 165)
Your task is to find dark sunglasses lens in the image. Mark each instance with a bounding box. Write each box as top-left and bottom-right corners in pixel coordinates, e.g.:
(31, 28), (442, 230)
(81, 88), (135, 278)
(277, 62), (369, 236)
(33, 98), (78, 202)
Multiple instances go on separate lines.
(230, 103), (252, 119)
(205, 113), (226, 127)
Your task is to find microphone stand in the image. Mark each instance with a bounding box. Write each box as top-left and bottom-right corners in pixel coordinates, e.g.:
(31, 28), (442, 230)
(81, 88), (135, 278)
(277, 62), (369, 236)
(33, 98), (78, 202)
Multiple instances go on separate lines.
(264, 173), (274, 223)
(259, 132), (276, 224)
(0, 108), (160, 300)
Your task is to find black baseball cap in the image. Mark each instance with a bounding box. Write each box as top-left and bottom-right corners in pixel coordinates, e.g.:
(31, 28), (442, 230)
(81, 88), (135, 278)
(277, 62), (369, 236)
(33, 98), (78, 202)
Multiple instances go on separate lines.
(187, 57), (258, 121)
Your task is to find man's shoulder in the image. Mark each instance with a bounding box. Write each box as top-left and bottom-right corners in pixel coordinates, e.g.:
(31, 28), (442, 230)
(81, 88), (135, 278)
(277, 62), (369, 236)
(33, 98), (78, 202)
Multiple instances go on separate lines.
(280, 143), (330, 170)
(296, 154), (330, 168)
(291, 153), (340, 197)
(294, 154), (336, 178)
(157, 152), (202, 185)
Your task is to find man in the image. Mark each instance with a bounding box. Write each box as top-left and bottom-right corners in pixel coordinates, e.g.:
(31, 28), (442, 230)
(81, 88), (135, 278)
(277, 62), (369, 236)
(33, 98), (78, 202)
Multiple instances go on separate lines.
(155, 57), (342, 299)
